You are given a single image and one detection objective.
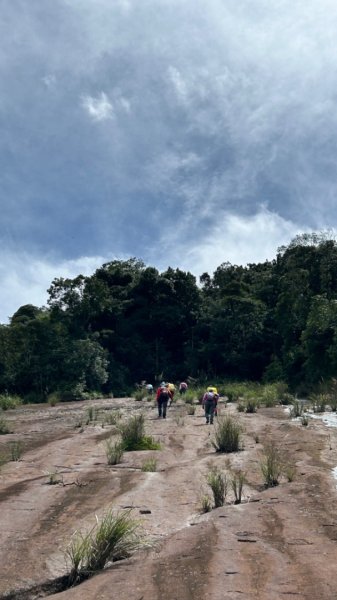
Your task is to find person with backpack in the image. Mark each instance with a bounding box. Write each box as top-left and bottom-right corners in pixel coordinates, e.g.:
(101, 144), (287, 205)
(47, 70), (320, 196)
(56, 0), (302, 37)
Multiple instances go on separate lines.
(179, 381), (188, 395)
(156, 383), (172, 418)
(202, 388), (219, 424)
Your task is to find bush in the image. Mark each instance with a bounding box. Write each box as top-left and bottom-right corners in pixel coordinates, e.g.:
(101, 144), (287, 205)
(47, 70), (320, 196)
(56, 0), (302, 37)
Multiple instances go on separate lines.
(231, 470), (246, 504)
(134, 389), (147, 402)
(244, 397), (259, 413)
(119, 414), (160, 451)
(212, 416), (242, 453)
(0, 416), (11, 434)
(105, 438), (124, 465)
(9, 440), (23, 461)
(66, 508), (148, 584)
(0, 394), (22, 410)
(260, 442), (282, 488)
(310, 393), (328, 414)
(141, 457), (157, 472)
(103, 410), (121, 426)
(206, 466), (227, 508)
(199, 494), (212, 513)
(289, 400), (305, 418)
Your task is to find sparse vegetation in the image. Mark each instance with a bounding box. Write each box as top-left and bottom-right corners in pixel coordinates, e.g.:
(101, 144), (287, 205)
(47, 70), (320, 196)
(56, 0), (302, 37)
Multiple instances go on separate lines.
(289, 400), (305, 418)
(9, 440), (23, 461)
(206, 466), (227, 508)
(103, 410), (122, 426)
(66, 508), (148, 584)
(199, 494), (212, 513)
(46, 470), (63, 485)
(119, 414), (160, 451)
(301, 415), (309, 426)
(212, 416), (242, 453)
(105, 438), (124, 465)
(231, 470), (246, 504)
(260, 442), (282, 487)
(86, 406), (99, 423)
(310, 393), (328, 414)
(0, 395), (22, 411)
(0, 416), (11, 434)
(141, 457), (157, 472)
(186, 404), (196, 415)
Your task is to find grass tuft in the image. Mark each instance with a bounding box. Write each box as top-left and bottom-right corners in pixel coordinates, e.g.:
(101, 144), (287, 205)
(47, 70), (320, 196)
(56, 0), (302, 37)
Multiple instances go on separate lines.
(66, 508), (148, 584)
(206, 466), (227, 508)
(141, 457), (157, 472)
(211, 416), (242, 453)
(119, 414), (160, 451)
(260, 442), (282, 488)
(105, 438), (124, 465)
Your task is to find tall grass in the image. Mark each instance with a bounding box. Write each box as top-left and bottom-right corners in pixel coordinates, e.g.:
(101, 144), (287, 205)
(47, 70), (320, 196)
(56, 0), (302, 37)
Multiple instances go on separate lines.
(0, 394), (22, 410)
(289, 400), (305, 418)
(206, 466), (227, 508)
(0, 416), (11, 434)
(260, 442), (282, 488)
(105, 438), (124, 465)
(9, 440), (23, 461)
(212, 416), (242, 453)
(141, 457), (157, 472)
(66, 509), (148, 584)
(231, 471), (246, 504)
(119, 414), (160, 451)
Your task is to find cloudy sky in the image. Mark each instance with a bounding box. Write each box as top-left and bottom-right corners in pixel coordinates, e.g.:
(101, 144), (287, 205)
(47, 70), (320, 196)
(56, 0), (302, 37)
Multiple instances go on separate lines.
(1, 0), (337, 322)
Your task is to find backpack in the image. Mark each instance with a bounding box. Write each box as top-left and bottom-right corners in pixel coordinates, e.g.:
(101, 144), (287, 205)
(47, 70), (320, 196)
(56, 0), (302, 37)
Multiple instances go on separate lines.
(205, 391), (215, 403)
(159, 387), (170, 402)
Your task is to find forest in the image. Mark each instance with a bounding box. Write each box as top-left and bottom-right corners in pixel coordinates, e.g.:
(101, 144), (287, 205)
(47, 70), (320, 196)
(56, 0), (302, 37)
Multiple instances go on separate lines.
(1, 232), (337, 402)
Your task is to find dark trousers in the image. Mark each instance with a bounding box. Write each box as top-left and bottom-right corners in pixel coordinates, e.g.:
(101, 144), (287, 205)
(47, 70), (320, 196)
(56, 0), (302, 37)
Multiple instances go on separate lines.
(158, 398), (168, 418)
(205, 402), (216, 423)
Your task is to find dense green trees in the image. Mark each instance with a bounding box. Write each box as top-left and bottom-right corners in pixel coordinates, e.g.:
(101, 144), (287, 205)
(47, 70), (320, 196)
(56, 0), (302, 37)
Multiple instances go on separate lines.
(2, 234), (337, 401)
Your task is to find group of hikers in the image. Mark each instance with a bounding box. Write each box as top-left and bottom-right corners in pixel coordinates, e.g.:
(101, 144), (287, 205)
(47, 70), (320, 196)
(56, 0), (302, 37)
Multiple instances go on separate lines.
(154, 381), (219, 424)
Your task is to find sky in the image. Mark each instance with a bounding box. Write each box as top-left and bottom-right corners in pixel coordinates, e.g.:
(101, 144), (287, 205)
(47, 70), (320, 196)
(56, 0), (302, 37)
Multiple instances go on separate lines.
(2, 0), (337, 322)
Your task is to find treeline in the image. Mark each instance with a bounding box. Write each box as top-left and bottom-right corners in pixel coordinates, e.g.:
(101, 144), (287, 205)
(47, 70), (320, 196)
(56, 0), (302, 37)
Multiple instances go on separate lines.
(1, 232), (337, 402)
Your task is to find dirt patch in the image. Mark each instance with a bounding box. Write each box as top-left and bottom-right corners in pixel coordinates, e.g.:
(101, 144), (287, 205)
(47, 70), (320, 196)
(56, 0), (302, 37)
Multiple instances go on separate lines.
(1, 399), (337, 599)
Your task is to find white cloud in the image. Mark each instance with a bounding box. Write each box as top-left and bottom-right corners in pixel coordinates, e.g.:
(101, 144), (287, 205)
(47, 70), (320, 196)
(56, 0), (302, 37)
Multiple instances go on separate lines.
(159, 207), (303, 276)
(0, 253), (114, 324)
(82, 92), (114, 122)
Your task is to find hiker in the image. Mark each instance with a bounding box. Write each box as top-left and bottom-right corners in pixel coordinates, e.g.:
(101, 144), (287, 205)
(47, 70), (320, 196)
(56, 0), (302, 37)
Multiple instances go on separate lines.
(179, 381), (188, 395)
(145, 383), (153, 395)
(202, 388), (219, 424)
(156, 382), (172, 418)
(167, 383), (176, 404)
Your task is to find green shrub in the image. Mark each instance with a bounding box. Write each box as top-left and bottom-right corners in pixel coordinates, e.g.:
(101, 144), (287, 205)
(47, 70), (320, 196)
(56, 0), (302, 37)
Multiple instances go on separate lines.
(104, 410), (122, 426)
(0, 416), (11, 434)
(46, 470), (63, 485)
(47, 392), (60, 407)
(105, 438), (124, 465)
(86, 406), (99, 423)
(212, 416), (242, 453)
(119, 414), (160, 451)
(301, 415), (309, 426)
(310, 393), (328, 414)
(261, 386), (278, 407)
(141, 457), (157, 472)
(199, 494), (212, 513)
(134, 389), (147, 402)
(186, 404), (196, 415)
(289, 400), (305, 418)
(66, 508), (148, 584)
(9, 440), (23, 461)
(260, 442), (282, 488)
(0, 395), (22, 410)
(244, 397), (259, 413)
(206, 466), (227, 508)
(231, 470), (246, 504)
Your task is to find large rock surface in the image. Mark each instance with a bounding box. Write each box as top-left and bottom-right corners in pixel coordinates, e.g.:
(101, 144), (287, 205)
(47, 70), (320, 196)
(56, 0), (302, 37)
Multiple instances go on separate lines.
(0, 398), (337, 599)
